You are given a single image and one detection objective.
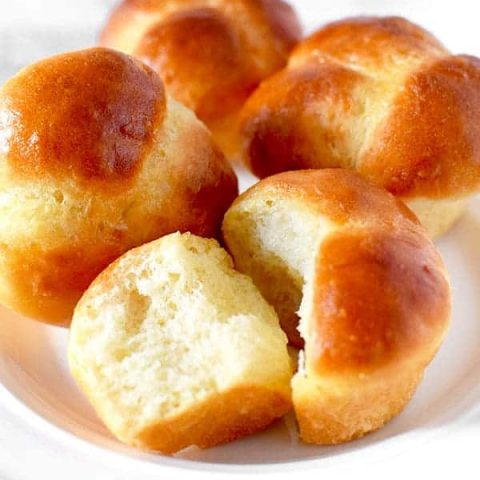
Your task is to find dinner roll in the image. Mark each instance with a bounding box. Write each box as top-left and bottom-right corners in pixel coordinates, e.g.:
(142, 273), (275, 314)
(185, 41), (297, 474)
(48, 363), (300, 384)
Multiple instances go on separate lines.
(238, 16), (480, 237)
(0, 47), (237, 326)
(68, 232), (292, 454)
(99, 0), (302, 158)
(222, 170), (451, 444)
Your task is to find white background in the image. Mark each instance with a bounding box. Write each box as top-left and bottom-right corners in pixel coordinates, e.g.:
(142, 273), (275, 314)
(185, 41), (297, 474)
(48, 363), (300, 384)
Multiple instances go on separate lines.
(0, 1), (479, 479)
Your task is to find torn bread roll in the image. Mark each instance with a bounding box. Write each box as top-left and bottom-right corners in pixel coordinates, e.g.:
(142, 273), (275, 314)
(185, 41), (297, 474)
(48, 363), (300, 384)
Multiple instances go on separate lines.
(222, 169), (451, 444)
(68, 232), (292, 454)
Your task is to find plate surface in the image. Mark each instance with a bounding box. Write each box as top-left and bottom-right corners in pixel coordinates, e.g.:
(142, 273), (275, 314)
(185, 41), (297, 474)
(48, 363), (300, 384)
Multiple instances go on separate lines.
(1, 169), (480, 473)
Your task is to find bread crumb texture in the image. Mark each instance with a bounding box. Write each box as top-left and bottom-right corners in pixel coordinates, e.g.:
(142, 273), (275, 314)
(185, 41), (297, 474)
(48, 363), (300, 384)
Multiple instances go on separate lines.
(68, 232), (292, 453)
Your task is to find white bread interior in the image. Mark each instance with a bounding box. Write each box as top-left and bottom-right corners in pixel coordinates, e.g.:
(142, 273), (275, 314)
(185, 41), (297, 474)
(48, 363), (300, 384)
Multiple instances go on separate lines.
(68, 232), (292, 454)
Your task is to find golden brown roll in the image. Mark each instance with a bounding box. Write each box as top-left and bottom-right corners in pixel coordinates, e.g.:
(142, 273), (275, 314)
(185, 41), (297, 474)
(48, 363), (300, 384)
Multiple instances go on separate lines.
(69, 232), (292, 454)
(222, 169), (451, 444)
(99, 0), (302, 157)
(238, 16), (480, 237)
(0, 47), (237, 326)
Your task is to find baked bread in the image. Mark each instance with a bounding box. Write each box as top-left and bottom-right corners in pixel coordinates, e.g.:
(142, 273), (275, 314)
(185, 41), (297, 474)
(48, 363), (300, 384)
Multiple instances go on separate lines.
(68, 232), (292, 454)
(222, 169), (451, 444)
(238, 16), (480, 237)
(0, 47), (237, 326)
(99, 0), (302, 157)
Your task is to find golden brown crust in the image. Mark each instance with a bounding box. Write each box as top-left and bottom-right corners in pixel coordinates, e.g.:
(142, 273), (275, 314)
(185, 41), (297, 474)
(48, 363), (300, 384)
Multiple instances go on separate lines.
(239, 16), (480, 200)
(134, 8), (258, 123)
(0, 242), (126, 325)
(293, 366), (423, 445)
(237, 169), (421, 226)
(0, 48), (165, 189)
(360, 55), (480, 197)
(100, 0), (301, 60)
(291, 16), (446, 70)
(310, 228), (450, 374)
(99, 0), (302, 153)
(241, 64), (366, 177)
(135, 385), (291, 453)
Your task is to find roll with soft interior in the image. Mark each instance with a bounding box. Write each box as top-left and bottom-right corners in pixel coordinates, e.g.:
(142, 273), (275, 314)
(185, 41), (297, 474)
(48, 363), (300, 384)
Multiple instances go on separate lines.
(68, 232), (292, 454)
(222, 169), (451, 444)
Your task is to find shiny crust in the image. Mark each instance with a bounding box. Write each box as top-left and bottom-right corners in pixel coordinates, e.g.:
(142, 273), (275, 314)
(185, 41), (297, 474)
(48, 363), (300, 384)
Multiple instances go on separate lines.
(360, 55), (480, 197)
(134, 8), (258, 123)
(291, 16), (446, 69)
(310, 228), (449, 374)
(239, 16), (480, 199)
(222, 170), (451, 442)
(0, 48), (238, 325)
(0, 48), (165, 187)
(99, 0), (302, 153)
(240, 64), (366, 177)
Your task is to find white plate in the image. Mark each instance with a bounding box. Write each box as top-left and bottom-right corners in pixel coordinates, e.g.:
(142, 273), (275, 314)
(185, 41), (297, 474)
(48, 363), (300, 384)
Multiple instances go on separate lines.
(1, 167), (480, 477)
